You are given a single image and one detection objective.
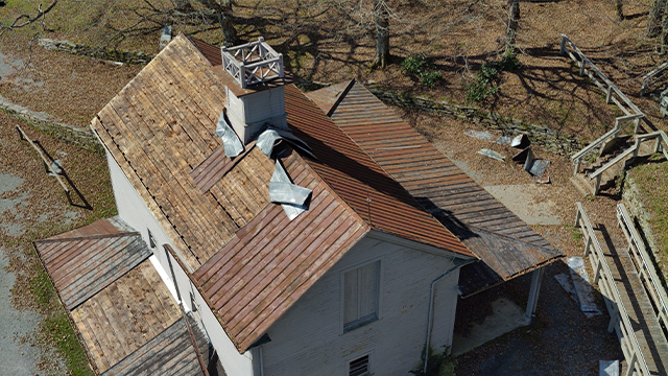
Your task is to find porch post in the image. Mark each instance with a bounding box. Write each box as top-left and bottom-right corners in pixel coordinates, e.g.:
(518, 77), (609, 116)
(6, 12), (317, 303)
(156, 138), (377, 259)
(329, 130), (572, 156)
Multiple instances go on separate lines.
(523, 267), (545, 325)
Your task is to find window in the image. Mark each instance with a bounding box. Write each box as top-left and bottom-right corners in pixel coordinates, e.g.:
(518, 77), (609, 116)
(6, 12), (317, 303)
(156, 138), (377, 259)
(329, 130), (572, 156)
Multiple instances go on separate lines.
(349, 355), (370, 376)
(343, 261), (380, 332)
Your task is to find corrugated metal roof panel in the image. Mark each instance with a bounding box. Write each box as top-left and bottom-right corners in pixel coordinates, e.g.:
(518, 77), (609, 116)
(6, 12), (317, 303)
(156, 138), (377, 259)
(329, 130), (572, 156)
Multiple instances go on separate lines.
(34, 217), (151, 309)
(317, 81), (563, 295)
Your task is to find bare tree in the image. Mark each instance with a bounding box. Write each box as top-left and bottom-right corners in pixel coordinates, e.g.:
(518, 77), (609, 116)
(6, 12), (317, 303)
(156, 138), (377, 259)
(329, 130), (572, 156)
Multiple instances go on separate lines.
(505, 0), (519, 50)
(648, 0), (667, 37)
(370, 0), (390, 69)
(0, 0), (58, 36)
(194, 0), (237, 45)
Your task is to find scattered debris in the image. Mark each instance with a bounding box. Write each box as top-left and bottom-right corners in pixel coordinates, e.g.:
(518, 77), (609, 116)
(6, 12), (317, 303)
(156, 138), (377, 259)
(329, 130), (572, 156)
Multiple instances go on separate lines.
(496, 135), (512, 145)
(567, 257), (602, 317)
(465, 130), (495, 141)
(511, 134), (530, 149)
(160, 26), (172, 50)
(599, 360), (619, 376)
(512, 145), (551, 184)
(512, 146), (531, 164)
(48, 160), (62, 176)
(477, 148), (505, 162)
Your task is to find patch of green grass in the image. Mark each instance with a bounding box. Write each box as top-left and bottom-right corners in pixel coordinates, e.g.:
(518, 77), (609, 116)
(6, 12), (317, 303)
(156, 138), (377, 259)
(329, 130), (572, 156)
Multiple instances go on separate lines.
(628, 160), (668, 254)
(42, 313), (94, 376)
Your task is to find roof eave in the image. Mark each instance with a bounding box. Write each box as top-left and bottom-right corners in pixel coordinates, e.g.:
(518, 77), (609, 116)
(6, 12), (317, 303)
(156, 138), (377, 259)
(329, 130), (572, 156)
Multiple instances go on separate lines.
(366, 230), (478, 261)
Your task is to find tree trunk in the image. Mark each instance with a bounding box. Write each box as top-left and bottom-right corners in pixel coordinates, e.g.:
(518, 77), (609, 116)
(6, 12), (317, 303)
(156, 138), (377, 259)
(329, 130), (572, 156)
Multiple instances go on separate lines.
(616, 0), (623, 20)
(661, 0), (668, 53)
(648, 0), (667, 37)
(173, 0), (192, 11)
(370, 0), (390, 69)
(196, 0), (237, 45)
(506, 0), (520, 49)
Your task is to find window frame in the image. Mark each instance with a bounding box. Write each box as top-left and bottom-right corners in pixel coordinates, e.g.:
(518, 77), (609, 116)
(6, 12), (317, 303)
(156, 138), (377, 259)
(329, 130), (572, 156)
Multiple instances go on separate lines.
(340, 258), (383, 334)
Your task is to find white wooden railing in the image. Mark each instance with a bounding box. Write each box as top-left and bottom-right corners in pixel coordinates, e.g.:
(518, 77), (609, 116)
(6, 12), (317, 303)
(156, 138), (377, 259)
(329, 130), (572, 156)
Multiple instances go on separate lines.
(640, 61), (668, 97)
(221, 37), (284, 88)
(560, 35), (644, 118)
(575, 203), (651, 376)
(571, 113), (643, 176)
(561, 35), (648, 178)
(587, 130), (668, 194)
(617, 203), (668, 342)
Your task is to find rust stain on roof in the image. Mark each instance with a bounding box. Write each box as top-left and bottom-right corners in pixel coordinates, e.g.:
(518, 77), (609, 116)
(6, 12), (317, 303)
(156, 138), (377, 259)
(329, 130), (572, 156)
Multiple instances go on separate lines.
(93, 36), (474, 354)
(310, 81), (563, 295)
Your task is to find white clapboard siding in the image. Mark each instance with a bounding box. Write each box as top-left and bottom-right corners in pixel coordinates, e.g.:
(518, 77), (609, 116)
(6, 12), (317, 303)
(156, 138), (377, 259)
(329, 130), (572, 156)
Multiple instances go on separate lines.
(106, 151), (256, 376)
(261, 235), (459, 376)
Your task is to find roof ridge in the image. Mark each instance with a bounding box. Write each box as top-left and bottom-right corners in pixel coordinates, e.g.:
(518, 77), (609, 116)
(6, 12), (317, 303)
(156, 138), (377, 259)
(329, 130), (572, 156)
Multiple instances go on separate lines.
(325, 79), (356, 117)
(34, 231), (141, 244)
(322, 82), (475, 258)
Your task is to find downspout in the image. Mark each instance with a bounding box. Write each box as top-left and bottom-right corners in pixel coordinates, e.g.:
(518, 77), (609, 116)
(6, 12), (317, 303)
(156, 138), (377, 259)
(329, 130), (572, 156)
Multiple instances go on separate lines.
(259, 346), (264, 376)
(423, 259), (475, 374)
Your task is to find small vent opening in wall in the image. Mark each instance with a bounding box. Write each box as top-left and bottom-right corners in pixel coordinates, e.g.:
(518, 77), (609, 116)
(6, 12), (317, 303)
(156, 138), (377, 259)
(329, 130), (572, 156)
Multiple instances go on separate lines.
(349, 355), (369, 376)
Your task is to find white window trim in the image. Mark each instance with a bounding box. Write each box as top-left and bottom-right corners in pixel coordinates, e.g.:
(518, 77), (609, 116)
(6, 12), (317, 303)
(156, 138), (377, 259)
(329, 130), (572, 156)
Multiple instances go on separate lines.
(339, 257), (383, 335)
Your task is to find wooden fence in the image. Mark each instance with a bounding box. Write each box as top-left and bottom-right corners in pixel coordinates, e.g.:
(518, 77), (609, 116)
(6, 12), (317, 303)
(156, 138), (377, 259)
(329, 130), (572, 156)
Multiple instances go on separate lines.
(640, 61), (668, 97)
(575, 203), (651, 376)
(587, 130), (668, 194)
(617, 203), (668, 342)
(560, 35), (647, 176)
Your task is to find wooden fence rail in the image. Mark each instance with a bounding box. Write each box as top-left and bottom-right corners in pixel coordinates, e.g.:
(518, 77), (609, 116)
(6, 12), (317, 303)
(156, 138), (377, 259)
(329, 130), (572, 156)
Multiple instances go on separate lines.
(617, 203), (668, 342)
(640, 61), (668, 97)
(575, 203), (651, 376)
(560, 35), (648, 178)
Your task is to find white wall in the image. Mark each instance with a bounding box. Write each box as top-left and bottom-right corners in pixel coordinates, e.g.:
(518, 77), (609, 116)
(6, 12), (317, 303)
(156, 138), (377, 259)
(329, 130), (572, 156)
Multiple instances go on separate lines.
(260, 234), (460, 376)
(105, 151), (256, 376)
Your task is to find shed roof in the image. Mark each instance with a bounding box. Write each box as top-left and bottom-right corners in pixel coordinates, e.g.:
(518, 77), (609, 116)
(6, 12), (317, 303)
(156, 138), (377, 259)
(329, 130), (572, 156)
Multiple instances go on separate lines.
(34, 218), (209, 375)
(308, 80), (563, 296)
(92, 34), (473, 352)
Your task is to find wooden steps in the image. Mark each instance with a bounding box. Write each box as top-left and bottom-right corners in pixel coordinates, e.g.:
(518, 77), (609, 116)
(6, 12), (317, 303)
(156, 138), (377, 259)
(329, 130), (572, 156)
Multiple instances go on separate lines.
(598, 231), (668, 375)
(572, 137), (658, 195)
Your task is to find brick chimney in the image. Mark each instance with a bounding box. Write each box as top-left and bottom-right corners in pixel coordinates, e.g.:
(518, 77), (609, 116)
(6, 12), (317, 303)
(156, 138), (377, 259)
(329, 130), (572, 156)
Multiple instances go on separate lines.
(220, 37), (287, 145)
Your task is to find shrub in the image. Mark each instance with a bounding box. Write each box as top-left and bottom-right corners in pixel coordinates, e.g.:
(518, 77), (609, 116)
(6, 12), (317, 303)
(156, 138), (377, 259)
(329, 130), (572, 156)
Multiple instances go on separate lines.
(465, 49), (521, 103)
(401, 54), (443, 88)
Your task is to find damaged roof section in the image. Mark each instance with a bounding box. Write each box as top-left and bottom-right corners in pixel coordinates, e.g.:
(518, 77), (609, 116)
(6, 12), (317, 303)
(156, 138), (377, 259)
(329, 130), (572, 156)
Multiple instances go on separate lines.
(34, 217), (210, 376)
(309, 80), (563, 296)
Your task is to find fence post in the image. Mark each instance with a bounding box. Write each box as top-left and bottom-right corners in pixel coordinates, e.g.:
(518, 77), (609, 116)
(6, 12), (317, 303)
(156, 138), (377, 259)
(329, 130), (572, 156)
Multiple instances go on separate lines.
(625, 352), (637, 376)
(574, 159), (581, 176)
(656, 138), (663, 153)
(606, 85), (613, 104)
(560, 37), (566, 56)
(633, 118), (640, 134)
(580, 59), (586, 76)
(594, 175), (601, 195)
(594, 261), (602, 284)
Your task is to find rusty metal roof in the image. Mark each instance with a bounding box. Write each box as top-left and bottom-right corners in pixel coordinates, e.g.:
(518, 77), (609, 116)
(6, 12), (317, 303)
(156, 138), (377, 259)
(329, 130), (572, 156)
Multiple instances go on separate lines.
(310, 80), (563, 296)
(34, 218), (208, 376)
(285, 85), (473, 257)
(92, 36), (474, 354)
(33, 217), (150, 309)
